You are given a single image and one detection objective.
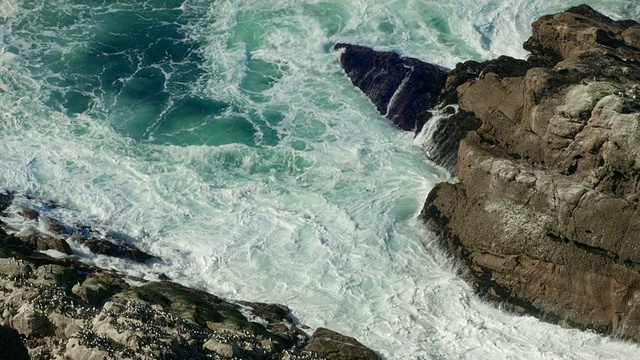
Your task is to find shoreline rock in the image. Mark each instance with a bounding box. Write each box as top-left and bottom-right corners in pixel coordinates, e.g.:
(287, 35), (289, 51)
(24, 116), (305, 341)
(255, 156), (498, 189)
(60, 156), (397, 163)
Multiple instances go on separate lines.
(0, 191), (380, 359)
(336, 4), (640, 343)
(334, 43), (448, 133)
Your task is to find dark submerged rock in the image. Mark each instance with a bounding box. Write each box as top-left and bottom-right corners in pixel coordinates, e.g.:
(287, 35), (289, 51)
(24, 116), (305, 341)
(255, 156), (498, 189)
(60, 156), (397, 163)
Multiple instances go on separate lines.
(334, 43), (449, 132)
(81, 238), (158, 263)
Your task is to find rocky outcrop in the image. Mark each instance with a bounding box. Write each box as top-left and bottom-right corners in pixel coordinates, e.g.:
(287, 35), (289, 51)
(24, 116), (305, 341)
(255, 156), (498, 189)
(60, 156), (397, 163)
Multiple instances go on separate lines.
(334, 44), (486, 173)
(304, 328), (380, 360)
(0, 190), (159, 263)
(421, 5), (640, 340)
(335, 3), (640, 343)
(334, 43), (448, 132)
(0, 192), (380, 359)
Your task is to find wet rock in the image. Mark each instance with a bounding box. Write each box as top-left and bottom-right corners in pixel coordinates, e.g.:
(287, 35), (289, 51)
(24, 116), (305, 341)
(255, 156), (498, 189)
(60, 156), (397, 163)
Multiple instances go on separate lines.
(42, 217), (70, 236)
(240, 302), (293, 324)
(334, 43), (449, 132)
(0, 190), (13, 213)
(304, 327), (380, 360)
(422, 109), (481, 174)
(24, 234), (73, 255)
(241, 301), (310, 347)
(19, 208), (40, 221)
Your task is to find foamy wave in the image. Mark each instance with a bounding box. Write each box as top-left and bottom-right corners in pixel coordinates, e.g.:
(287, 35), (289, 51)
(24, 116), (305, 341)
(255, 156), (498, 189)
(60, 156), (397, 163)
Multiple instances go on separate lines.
(0, 0), (639, 359)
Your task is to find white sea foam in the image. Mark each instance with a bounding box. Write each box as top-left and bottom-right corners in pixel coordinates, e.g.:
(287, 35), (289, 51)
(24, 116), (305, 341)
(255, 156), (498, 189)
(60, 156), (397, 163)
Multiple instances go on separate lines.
(1, 0), (640, 359)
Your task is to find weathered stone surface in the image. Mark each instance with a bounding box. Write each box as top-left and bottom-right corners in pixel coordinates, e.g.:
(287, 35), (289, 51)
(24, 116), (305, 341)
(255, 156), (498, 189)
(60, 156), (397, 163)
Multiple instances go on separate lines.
(72, 278), (116, 307)
(304, 327), (380, 360)
(0, 238), (377, 359)
(81, 238), (158, 263)
(422, 5), (640, 341)
(334, 43), (449, 132)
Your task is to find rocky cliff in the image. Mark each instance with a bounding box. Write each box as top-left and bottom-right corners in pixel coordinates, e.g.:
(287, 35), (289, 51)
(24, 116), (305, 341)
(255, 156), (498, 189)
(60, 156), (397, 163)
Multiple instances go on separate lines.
(0, 191), (379, 359)
(338, 5), (640, 342)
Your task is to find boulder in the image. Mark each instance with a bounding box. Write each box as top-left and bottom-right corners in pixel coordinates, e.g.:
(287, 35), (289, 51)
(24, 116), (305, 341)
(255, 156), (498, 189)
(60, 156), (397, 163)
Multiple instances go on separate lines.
(23, 234), (73, 255)
(334, 43), (449, 132)
(11, 303), (54, 338)
(202, 338), (241, 357)
(72, 278), (116, 307)
(304, 327), (380, 360)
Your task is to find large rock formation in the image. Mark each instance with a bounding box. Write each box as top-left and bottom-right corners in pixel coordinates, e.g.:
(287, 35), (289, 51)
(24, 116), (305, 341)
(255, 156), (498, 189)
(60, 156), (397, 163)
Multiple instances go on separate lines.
(0, 191), (380, 359)
(422, 5), (640, 340)
(334, 43), (448, 133)
(336, 4), (640, 342)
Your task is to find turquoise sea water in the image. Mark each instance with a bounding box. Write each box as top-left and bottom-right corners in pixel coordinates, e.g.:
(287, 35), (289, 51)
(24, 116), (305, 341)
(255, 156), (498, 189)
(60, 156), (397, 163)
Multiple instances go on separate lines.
(1, 0), (640, 358)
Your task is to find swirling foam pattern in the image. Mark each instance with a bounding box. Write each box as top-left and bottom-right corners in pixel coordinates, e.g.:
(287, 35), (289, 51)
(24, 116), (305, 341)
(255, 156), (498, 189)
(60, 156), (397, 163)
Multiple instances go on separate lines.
(1, 0), (639, 358)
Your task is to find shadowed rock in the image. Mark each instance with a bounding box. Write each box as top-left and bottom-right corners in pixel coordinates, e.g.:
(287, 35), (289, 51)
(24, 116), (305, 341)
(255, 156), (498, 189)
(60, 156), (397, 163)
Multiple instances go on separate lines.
(0, 325), (30, 360)
(0, 190), (14, 213)
(304, 327), (380, 360)
(334, 43), (448, 132)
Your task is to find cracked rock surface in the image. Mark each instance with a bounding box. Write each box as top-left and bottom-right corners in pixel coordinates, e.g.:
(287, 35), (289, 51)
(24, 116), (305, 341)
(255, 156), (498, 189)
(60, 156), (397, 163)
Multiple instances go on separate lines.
(421, 5), (640, 340)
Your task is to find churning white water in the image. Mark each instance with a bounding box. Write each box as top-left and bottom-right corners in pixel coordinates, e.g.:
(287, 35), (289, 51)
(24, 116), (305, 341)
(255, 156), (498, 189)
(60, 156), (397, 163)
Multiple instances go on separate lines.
(1, 0), (639, 358)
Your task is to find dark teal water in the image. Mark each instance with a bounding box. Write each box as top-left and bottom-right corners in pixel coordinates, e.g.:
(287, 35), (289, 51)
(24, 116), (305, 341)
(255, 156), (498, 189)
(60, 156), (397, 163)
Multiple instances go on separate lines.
(1, 1), (639, 358)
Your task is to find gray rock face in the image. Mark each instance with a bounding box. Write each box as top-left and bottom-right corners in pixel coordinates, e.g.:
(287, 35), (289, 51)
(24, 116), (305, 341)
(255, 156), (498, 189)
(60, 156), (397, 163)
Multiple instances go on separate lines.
(422, 5), (640, 340)
(304, 328), (381, 360)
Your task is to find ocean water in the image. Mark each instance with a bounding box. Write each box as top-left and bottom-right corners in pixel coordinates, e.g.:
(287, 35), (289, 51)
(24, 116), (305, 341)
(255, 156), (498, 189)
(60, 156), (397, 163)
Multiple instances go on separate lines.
(1, 0), (640, 358)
